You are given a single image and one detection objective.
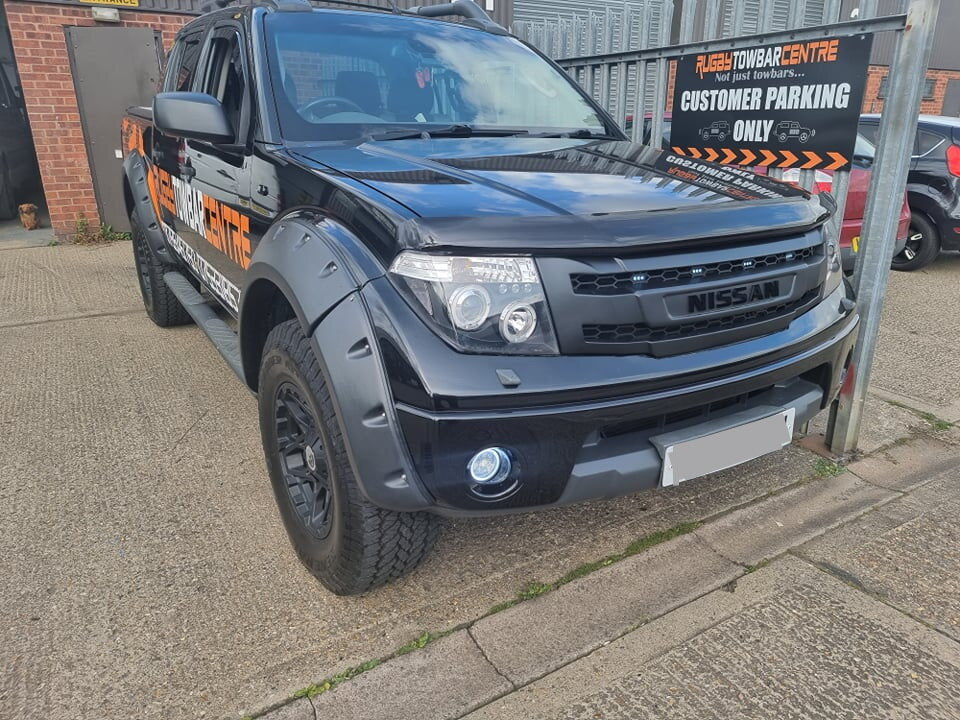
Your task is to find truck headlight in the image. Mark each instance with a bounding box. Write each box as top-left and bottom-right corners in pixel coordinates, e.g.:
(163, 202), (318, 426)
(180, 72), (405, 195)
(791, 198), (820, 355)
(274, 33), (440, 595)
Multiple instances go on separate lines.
(389, 251), (559, 354)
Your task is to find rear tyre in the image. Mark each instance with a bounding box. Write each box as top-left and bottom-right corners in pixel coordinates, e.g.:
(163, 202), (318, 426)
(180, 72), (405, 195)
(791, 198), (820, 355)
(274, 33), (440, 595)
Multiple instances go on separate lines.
(893, 213), (939, 271)
(130, 211), (192, 327)
(0, 160), (17, 220)
(258, 319), (440, 595)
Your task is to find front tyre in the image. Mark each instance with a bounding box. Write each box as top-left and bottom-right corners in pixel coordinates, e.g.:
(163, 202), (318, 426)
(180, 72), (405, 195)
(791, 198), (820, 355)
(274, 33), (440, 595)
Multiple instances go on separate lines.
(893, 213), (940, 271)
(258, 319), (439, 595)
(130, 211), (192, 327)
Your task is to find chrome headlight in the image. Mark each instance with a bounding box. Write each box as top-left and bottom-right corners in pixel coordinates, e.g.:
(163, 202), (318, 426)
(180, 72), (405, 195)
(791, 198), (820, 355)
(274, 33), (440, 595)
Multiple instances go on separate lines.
(389, 251), (559, 354)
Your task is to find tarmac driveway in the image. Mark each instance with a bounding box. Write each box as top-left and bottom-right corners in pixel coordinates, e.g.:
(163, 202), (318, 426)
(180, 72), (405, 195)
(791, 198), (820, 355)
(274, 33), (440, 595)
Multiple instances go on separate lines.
(1, 243), (958, 719)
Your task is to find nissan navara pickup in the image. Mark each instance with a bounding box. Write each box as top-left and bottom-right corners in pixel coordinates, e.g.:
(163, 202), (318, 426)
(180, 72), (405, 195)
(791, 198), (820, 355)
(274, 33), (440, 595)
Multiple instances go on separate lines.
(122, 0), (859, 595)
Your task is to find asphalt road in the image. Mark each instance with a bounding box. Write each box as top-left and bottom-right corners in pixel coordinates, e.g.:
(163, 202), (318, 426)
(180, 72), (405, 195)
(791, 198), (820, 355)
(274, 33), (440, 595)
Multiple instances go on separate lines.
(1, 242), (958, 719)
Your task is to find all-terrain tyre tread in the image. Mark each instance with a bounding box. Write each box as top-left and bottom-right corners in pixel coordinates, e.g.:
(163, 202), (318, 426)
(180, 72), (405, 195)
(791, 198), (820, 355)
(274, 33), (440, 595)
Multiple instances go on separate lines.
(130, 211), (192, 327)
(260, 319), (439, 595)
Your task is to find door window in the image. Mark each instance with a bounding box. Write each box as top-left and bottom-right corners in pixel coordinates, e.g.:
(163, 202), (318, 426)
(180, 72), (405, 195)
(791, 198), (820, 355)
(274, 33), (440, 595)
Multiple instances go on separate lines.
(165, 30), (203, 92)
(201, 29), (247, 137)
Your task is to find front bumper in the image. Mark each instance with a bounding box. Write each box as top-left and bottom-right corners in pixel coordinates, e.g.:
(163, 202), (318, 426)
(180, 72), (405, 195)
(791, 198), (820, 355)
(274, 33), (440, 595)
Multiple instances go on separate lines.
(395, 312), (856, 516)
(320, 279), (857, 517)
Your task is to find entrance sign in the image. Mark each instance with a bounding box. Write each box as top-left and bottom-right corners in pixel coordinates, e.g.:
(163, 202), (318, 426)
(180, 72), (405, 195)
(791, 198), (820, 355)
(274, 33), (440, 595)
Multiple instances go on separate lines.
(669, 35), (874, 170)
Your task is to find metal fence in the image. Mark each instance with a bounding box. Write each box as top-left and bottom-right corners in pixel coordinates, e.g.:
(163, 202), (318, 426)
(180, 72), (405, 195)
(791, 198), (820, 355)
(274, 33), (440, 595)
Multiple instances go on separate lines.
(537, 0), (938, 454)
(514, 0), (843, 59)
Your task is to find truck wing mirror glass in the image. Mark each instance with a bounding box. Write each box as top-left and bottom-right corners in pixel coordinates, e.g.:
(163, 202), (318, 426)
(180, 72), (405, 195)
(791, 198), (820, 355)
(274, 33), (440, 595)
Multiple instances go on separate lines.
(153, 92), (234, 144)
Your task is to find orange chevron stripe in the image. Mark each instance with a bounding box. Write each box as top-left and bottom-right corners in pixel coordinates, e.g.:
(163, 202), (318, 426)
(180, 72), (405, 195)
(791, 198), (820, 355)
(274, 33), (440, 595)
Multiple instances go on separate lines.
(825, 152), (847, 170)
(672, 146), (686, 155)
(800, 151), (820, 169)
(778, 150), (799, 168)
(758, 149), (778, 166)
(740, 149), (757, 166)
(688, 147), (702, 159)
(704, 147), (719, 162)
(720, 148), (737, 164)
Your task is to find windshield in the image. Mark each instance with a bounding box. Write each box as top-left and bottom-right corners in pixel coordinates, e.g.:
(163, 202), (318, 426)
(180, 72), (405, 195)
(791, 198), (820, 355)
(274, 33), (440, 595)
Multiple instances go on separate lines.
(264, 11), (608, 141)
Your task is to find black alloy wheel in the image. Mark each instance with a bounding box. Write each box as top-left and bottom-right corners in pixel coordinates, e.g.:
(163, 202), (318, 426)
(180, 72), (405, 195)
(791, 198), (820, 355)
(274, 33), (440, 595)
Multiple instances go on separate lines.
(129, 211), (192, 326)
(274, 382), (333, 539)
(133, 225), (154, 308)
(258, 319), (440, 594)
(893, 213), (940, 271)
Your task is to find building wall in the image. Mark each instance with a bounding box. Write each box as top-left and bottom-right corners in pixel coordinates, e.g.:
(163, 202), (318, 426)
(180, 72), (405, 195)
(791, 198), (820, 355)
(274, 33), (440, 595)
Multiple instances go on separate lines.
(841, 0), (960, 73)
(862, 63), (960, 116)
(4, 1), (188, 235)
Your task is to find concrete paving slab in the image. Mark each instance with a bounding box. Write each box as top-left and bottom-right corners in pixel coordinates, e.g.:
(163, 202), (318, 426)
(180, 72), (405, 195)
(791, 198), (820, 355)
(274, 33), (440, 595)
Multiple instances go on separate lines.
(469, 534), (741, 687)
(260, 698), (315, 720)
(0, 216), (55, 250)
(846, 432), (960, 492)
(0, 243), (141, 326)
(805, 393), (922, 454)
(307, 630), (511, 720)
(693, 473), (898, 567)
(798, 468), (960, 642)
(464, 556), (960, 720)
(871, 255), (960, 411)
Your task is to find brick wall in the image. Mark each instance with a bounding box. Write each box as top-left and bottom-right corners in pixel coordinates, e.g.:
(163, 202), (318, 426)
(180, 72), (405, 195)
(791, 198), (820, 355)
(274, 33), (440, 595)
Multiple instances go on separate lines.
(861, 63), (960, 115)
(4, 1), (188, 236)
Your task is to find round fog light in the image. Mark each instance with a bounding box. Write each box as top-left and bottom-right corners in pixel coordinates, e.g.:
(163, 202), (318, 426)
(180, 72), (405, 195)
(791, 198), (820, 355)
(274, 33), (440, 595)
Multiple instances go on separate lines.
(448, 285), (491, 331)
(468, 447), (511, 485)
(499, 302), (537, 343)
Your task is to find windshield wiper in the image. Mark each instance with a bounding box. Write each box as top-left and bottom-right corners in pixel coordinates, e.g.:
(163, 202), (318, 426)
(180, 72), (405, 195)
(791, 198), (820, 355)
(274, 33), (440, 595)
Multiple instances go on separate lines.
(368, 124), (530, 141)
(530, 128), (619, 139)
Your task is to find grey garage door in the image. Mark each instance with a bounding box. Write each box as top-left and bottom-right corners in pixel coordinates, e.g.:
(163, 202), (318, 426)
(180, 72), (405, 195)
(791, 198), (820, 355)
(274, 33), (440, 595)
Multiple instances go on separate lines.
(65, 26), (162, 232)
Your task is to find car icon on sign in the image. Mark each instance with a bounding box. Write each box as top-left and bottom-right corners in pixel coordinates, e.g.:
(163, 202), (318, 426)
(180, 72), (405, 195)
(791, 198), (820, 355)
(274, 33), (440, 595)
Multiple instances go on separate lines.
(700, 121), (730, 142)
(775, 120), (816, 143)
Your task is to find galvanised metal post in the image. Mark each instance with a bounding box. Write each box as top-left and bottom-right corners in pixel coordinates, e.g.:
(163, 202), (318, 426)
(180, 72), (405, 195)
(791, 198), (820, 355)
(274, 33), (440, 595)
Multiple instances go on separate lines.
(648, 0), (673, 149)
(827, 0), (941, 454)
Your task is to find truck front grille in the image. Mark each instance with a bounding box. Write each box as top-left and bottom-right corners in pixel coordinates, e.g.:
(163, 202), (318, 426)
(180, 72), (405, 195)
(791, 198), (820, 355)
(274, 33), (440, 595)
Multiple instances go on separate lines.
(536, 229), (828, 357)
(571, 245), (819, 295)
(583, 290), (820, 344)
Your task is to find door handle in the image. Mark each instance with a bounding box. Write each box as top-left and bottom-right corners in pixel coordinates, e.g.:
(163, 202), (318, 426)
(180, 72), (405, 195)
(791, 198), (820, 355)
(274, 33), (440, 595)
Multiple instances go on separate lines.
(179, 163), (196, 180)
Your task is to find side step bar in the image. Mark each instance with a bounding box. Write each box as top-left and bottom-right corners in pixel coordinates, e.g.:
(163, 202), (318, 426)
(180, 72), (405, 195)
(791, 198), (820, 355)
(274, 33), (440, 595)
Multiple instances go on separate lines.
(163, 272), (244, 380)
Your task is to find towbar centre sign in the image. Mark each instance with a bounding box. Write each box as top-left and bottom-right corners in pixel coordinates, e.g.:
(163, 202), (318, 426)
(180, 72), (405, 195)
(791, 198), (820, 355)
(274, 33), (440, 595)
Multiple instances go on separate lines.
(669, 34), (873, 171)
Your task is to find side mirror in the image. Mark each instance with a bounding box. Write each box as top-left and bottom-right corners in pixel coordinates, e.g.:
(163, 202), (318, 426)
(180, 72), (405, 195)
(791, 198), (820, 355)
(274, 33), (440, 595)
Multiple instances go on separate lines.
(153, 92), (234, 144)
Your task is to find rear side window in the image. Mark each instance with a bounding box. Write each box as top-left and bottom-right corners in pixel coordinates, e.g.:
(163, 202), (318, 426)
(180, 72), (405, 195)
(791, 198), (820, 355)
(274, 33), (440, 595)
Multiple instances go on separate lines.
(917, 129), (945, 156)
(166, 30), (204, 92)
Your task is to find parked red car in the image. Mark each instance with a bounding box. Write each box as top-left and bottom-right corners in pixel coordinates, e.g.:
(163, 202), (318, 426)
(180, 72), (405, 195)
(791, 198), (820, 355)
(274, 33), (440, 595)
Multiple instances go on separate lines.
(633, 115), (910, 272)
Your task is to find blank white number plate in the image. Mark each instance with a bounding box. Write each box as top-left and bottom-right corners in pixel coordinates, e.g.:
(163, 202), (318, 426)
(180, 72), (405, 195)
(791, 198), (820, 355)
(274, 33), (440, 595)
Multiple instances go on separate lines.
(659, 409), (795, 487)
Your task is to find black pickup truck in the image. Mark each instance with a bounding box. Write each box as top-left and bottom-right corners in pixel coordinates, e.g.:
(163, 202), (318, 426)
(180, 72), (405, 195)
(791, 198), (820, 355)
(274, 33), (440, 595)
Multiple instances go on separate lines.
(122, 0), (858, 595)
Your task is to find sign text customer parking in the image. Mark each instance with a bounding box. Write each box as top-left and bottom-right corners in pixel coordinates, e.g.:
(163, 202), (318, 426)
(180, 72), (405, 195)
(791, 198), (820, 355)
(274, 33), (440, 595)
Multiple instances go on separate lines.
(669, 34), (873, 170)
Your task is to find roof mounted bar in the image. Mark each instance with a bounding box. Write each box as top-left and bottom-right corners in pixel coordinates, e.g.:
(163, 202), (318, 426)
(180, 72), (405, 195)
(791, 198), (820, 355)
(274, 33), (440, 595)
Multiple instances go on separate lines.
(405, 0), (507, 33)
(310, 0), (402, 13)
(198, 0), (507, 32)
(198, 0), (312, 13)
